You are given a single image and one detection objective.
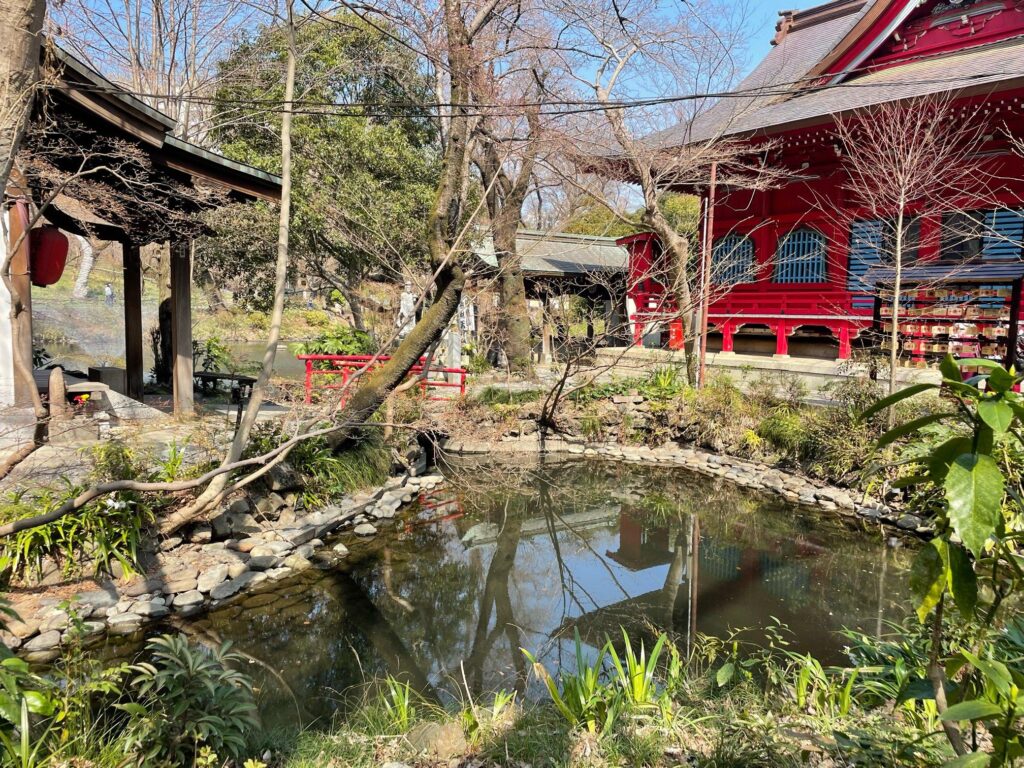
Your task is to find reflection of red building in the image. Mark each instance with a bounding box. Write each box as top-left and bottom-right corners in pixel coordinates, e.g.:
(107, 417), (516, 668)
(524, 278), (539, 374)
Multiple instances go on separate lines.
(620, 0), (1024, 360)
(605, 513), (675, 571)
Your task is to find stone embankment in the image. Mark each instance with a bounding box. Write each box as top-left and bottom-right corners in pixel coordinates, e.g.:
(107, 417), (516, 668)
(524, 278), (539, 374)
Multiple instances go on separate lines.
(445, 435), (929, 537)
(9, 472), (444, 663)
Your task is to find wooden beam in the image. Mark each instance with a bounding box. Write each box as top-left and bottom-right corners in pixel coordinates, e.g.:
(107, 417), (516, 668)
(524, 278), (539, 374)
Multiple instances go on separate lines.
(170, 239), (193, 416)
(121, 240), (144, 401)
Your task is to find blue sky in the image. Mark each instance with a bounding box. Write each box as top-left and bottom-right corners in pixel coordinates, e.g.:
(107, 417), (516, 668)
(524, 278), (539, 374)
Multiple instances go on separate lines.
(745, 0), (789, 65)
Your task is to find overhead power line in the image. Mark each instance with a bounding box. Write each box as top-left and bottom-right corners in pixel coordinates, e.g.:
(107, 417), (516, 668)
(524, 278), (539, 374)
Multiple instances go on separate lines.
(51, 64), (1024, 122)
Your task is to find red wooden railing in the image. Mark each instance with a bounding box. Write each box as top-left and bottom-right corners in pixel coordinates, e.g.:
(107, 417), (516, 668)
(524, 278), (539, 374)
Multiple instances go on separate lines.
(297, 354), (467, 404)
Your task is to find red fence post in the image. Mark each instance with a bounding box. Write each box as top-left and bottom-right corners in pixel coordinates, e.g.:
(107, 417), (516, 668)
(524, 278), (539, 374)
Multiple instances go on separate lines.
(304, 358), (313, 404)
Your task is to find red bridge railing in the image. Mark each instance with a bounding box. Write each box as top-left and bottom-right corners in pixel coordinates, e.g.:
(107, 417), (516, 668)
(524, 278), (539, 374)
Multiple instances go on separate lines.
(297, 354), (467, 404)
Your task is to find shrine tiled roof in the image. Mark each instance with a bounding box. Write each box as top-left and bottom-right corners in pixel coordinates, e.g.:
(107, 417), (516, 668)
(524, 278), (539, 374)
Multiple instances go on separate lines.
(647, 0), (873, 147)
(474, 230), (628, 277)
(648, 0), (1024, 148)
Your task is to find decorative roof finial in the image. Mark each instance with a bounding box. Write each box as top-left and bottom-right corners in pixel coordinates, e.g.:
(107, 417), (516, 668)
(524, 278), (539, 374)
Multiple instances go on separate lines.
(773, 10), (795, 46)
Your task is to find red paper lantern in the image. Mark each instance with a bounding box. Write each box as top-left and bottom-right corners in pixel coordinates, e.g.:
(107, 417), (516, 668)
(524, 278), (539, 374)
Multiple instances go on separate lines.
(29, 226), (69, 287)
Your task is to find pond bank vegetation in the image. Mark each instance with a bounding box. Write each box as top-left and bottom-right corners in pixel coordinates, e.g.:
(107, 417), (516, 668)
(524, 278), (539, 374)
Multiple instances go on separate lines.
(4, 615), (1017, 767)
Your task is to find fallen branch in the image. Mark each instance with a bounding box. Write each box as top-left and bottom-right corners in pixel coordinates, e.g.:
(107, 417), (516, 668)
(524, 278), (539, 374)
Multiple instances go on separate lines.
(0, 417), (364, 538)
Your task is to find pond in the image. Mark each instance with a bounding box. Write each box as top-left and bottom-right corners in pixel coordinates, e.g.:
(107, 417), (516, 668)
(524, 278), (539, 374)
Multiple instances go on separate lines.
(108, 459), (914, 729)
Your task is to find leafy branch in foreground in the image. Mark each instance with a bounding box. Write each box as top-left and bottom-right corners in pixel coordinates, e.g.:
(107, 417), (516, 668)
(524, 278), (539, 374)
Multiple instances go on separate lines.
(867, 355), (1024, 765)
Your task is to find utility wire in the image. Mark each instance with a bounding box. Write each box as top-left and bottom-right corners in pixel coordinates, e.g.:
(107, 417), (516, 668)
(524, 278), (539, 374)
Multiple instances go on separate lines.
(48, 65), (1024, 121)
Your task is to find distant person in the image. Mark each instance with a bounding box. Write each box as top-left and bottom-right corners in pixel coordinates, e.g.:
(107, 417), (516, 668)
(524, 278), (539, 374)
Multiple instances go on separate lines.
(104, 283), (114, 307)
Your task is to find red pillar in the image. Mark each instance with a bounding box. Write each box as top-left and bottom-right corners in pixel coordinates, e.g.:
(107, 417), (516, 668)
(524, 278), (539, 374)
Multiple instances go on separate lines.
(721, 322), (735, 353)
(774, 323), (790, 357)
(632, 318), (644, 346)
(669, 319), (684, 350)
(838, 326), (852, 360)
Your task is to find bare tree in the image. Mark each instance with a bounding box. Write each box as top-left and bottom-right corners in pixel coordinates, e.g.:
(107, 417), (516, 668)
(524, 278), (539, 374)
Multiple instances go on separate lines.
(832, 95), (997, 420)
(51, 0), (256, 141)
(545, 0), (781, 382)
(476, 103), (542, 375)
(180, 0), (300, 518)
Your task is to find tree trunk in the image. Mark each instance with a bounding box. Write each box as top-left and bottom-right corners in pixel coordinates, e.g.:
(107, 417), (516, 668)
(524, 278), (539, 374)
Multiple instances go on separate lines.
(476, 108), (540, 376)
(0, 0), (45, 197)
(174, 0), (299, 522)
(493, 222), (532, 374)
(162, 0), (478, 534)
(71, 235), (95, 298)
(646, 209), (696, 384)
(324, 0), (478, 447)
(0, 0), (46, 451)
(887, 208), (905, 428)
(325, 264), (465, 451)
(340, 284), (367, 333)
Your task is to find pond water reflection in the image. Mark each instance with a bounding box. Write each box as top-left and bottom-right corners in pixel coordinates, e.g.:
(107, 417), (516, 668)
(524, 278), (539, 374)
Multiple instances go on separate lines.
(184, 460), (912, 727)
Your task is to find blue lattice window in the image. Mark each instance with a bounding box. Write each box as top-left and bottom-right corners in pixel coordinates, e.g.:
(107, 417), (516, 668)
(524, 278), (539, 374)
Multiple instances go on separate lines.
(847, 220), (883, 310)
(774, 227), (826, 284)
(712, 234), (755, 285)
(982, 209), (1024, 260)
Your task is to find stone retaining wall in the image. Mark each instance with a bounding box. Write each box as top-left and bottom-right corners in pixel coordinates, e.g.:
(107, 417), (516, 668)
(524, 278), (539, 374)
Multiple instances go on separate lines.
(444, 434), (930, 538)
(9, 472), (445, 663)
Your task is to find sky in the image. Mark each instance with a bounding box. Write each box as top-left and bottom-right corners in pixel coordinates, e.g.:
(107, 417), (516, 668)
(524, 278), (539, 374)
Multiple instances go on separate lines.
(744, 0), (791, 68)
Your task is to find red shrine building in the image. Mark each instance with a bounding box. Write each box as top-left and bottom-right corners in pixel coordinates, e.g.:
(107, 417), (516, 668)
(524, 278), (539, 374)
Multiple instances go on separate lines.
(619, 0), (1024, 363)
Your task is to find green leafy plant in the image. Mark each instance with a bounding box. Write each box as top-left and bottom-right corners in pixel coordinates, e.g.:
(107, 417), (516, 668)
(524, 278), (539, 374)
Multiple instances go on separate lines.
(461, 689), (516, 744)
(640, 365), (686, 400)
(607, 630), (666, 709)
(865, 355), (1024, 765)
(193, 335), (234, 374)
(244, 423), (391, 506)
(30, 346), (51, 370)
(522, 630), (620, 734)
(579, 411), (603, 441)
(291, 326), (375, 360)
(475, 386), (543, 407)
(381, 675), (416, 732)
(118, 635), (258, 766)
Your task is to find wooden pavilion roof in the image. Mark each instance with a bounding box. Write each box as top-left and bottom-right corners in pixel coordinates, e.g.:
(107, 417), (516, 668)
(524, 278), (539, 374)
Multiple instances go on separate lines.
(10, 44), (281, 245)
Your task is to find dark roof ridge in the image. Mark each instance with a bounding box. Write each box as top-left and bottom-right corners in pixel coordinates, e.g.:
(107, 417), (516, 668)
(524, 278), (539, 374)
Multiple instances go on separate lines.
(518, 229), (624, 244)
(774, 0), (868, 45)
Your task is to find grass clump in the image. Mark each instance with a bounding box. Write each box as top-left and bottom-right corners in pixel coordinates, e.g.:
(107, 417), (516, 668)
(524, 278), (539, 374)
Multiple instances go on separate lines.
(0, 440), (194, 582)
(245, 424), (392, 507)
(475, 386), (544, 407)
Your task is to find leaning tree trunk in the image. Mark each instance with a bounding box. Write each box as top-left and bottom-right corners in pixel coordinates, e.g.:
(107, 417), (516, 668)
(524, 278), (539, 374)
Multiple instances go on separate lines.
(161, 0), (477, 535)
(323, 0), (479, 449)
(168, 1), (299, 526)
(71, 235), (95, 298)
(0, 0), (44, 197)
(646, 209), (696, 384)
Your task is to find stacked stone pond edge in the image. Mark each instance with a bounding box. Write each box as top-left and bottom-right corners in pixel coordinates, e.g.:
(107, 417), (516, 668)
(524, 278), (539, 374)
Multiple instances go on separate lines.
(12, 472), (446, 663)
(443, 436), (932, 539)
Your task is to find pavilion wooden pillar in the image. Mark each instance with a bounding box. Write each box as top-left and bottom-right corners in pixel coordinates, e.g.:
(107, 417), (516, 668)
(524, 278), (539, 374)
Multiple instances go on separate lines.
(121, 241), (144, 401)
(540, 294), (553, 363)
(170, 239), (194, 416)
(8, 201), (33, 406)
